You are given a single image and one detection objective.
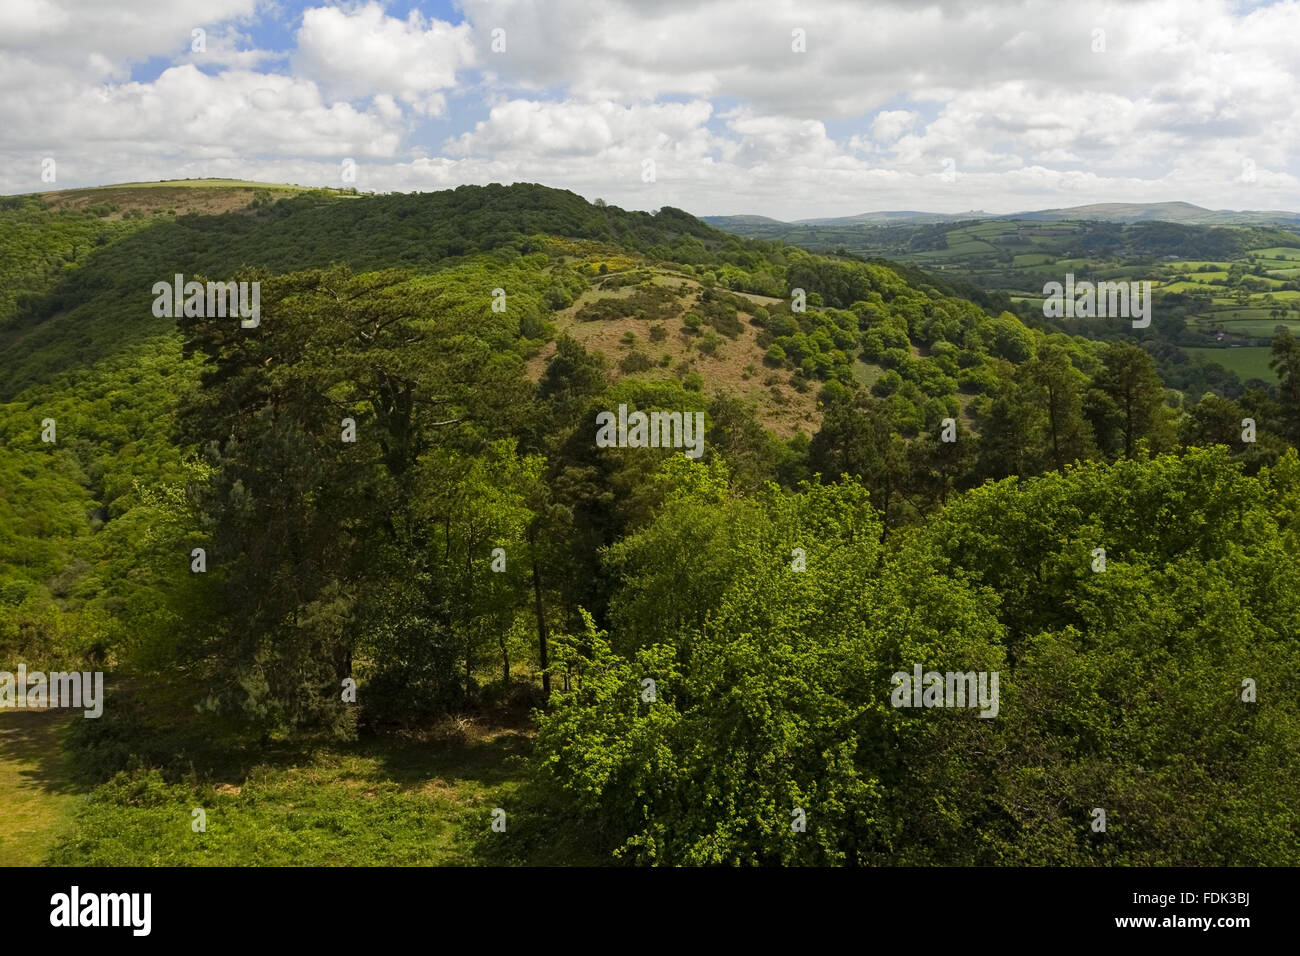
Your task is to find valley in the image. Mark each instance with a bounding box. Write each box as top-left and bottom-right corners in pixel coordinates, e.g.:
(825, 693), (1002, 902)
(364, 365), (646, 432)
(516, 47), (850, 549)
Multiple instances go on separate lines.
(709, 210), (1300, 386)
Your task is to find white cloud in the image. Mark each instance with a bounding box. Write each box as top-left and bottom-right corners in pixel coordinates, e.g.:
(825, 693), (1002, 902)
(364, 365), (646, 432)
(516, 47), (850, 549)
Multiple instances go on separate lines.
(871, 110), (920, 144)
(0, 0), (1297, 217)
(177, 26), (281, 71)
(0, 62), (403, 176)
(0, 0), (258, 64)
(293, 3), (474, 116)
(448, 98), (716, 162)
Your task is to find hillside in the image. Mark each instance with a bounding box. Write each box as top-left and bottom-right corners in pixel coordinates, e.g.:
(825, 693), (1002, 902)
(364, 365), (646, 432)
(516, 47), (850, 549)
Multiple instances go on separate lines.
(0, 178), (1012, 423)
(0, 178), (1154, 698)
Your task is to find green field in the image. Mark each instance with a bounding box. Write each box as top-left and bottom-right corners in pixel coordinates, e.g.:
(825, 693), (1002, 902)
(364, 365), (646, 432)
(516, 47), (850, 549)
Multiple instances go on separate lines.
(1204, 307), (1275, 321)
(1184, 346), (1277, 383)
(961, 222), (1017, 237)
(1246, 246), (1300, 258)
(945, 239), (997, 254)
(1202, 320), (1300, 336)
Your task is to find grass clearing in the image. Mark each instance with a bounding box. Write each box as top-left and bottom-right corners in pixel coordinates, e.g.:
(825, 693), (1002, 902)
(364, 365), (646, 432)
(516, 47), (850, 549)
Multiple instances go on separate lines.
(48, 716), (600, 866)
(0, 708), (86, 866)
(1202, 307), (1276, 322)
(530, 269), (821, 438)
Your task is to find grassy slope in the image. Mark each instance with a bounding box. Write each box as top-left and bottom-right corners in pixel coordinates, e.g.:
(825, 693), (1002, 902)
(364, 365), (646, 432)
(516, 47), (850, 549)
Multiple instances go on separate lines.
(0, 708), (86, 865)
(47, 717), (597, 867)
(527, 270), (824, 438)
(34, 179), (334, 221)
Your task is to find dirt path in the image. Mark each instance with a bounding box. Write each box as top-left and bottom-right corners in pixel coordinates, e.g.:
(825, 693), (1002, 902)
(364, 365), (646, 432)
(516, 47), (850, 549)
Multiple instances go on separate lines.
(0, 708), (85, 866)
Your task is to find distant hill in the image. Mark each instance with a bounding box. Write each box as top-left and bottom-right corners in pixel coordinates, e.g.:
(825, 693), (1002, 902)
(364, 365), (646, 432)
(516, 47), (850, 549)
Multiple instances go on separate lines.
(708, 202), (1300, 229)
(705, 211), (983, 228)
(796, 210), (989, 226)
(701, 214), (786, 228)
(1007, 202), (1300, 226)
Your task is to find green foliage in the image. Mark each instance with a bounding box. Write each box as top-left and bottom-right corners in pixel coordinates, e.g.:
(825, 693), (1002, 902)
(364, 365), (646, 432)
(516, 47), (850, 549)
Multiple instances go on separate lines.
(537, 449), (1300, 864)
(576, 283), (680, 322)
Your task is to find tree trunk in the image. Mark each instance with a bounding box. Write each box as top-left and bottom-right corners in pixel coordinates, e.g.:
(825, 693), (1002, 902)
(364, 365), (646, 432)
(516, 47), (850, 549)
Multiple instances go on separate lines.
(464, 538), (474, 703)
(531, 553), (550, 699)
(464, 638), (472, 704)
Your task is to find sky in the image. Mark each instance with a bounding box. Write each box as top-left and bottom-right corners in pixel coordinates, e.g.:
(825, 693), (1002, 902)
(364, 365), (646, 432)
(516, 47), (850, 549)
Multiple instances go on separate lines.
(2, 0), (1298, 220)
